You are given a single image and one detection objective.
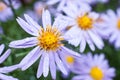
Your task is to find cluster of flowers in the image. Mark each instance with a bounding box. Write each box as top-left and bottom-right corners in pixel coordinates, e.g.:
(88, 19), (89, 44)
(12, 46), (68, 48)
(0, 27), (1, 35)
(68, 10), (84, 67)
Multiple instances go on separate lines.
(0, 0), (119, 80)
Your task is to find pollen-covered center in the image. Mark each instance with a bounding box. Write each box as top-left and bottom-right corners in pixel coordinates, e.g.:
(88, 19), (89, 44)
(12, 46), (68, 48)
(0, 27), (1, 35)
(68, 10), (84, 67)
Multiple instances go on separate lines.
(76, 14), (93, 30)
(90, 66), (103, 80)
(37, 26), (64, 51)
(117, 19), (120, 30)
(0, 2), (7, 12)
(66, 55), (74, 64)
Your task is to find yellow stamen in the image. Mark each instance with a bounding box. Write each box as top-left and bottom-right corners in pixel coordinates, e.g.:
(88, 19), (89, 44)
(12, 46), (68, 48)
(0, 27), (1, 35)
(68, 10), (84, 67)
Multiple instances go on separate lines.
(37, 25), (64, 51)
(0, 2), (7, 12)
(76, 14), (93, 30)
(90, 66), (103, 80)
(66, 56), (74, 64)
(117, 19), (120, 30)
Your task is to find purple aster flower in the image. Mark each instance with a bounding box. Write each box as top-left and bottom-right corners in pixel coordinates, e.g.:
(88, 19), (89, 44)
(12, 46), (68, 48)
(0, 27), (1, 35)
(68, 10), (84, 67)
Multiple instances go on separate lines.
(59, 50), (82, 76)
(72, 53), (115, 80)
(9, 10), (80, 79)
(99, 9), (120, 48)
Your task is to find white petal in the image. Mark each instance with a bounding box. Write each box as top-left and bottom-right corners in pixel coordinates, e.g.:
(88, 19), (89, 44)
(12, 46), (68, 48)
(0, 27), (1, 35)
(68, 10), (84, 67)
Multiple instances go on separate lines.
(16, 18), (38, 36)
(9, 37), (37, 48)
(105, 68), (115, 77)
(84, 33), (95, 51)
(89, 12), (99, 20)
(19, 46), (40, 67)
(0, 73), (18, 80)
(79, 38), (86, 53)
(64, 26), (80, 40)
(62, 46), (81, 57)
(62, 4), (77, 18)
(42, 10), (51, 29)
(52, 16), (69, 31)
(109, 31), (118, 43)
(117, 8), (120, 17)
(37, 54), (44, 78)
(43, 52), (49, 77)
(24, 14), (40, 32)
(68, 38), (80, 47)
(55, 52), (68, 75)
(57, 0), (65, 11)
(46, 0), (60, 5)
(21, 48), (42, 70)
(0, 49), (11, 64)
(107, 9), (116, 20)
(88, 30), (104, 49)
(115, 36), (120, 48)
(0, 64), (19, 73)
(49, 52), (56, 79)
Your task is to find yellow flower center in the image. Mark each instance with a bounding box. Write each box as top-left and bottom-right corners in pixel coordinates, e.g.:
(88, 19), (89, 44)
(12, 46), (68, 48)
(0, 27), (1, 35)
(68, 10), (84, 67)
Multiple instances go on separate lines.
(0, 2), (7, 12)
(76, 14), (93, 30)
(66, 55), (74, 64)
(117, 19), (120, 30)
(90, 66), (103, 80)
(37, 26), (64, 51)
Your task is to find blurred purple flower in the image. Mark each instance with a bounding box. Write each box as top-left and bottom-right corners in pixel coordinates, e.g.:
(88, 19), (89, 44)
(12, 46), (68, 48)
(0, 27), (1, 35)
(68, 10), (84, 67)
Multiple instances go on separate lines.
(72, 53), (115, 80)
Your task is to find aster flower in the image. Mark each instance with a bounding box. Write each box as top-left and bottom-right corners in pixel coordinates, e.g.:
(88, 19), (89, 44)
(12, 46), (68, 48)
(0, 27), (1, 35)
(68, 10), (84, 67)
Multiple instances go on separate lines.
(99, 9), (120, 48)
(61, 3), (104, 52)
(9, 10), (80, 79)
(72, 53), (115, 80)
(0, 1), (13, 22)
(0, 44), (18, 80)
(59, 50), (82, 75)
